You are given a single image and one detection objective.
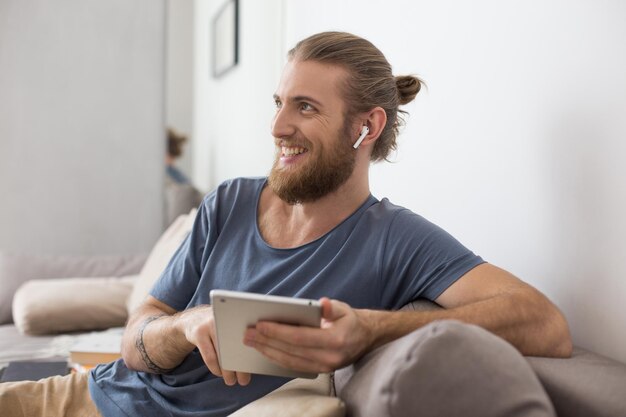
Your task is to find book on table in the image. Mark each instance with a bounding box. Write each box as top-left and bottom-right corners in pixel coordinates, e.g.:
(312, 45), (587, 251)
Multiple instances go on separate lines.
(69, 327), (123, 366)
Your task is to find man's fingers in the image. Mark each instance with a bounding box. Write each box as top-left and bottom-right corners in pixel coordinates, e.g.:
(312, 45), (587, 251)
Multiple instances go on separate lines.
(218, 369), (251, 386)
(252, 338), (335, 373)
(250, 321), (330, 349)
(221, 369), (238, 386)
(241, 298), (349, 349)
(321, 298), (351, 322)
(243, 298), (368, 373)
(320, 297), (333, 320)
(245, 328), (342, 372)
(236, 371), (252, 386)
(245, 327), (310, 357)
(197, 338), (252, 386)
(196, 340), (223, 377)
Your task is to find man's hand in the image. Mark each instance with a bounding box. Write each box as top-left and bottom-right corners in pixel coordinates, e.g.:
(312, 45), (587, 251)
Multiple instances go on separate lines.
(177, 305), (251, 386)
(243, 298), (374, 374)
(122, 296), (251, 386)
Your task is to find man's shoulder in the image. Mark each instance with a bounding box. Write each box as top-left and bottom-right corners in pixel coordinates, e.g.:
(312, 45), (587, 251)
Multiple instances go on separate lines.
(365, 197), (435, 231)
(196, 177), (265, 225)
(207, 177), (266, 202)
(367, 197), (413, 220)
(217, 176), (267, 190)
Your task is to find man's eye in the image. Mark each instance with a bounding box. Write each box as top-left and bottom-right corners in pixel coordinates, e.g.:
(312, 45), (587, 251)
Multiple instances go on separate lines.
(300, 102), (314, 111)
(274, 100), (282, 109)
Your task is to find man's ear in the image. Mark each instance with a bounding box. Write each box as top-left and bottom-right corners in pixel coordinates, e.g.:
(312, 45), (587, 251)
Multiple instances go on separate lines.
(354, 107), (387, 149)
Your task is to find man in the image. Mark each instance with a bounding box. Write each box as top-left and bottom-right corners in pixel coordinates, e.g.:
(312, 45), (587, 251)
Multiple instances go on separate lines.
(0, 31), (571, 417)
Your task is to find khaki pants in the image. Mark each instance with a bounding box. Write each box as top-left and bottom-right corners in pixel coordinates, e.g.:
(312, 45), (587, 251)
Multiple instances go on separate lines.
(0, 372), (101, 417)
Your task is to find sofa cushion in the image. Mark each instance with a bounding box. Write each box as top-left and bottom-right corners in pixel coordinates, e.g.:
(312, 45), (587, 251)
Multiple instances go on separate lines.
(0, 252), (146, 324)
(12, 276), (135, 335)
(126, 209), (197, 313)
(335, 320), (555, 417)
(528, 347), (626, 417)
(229, 374), (344, 417)
(164, 181), (203, 228)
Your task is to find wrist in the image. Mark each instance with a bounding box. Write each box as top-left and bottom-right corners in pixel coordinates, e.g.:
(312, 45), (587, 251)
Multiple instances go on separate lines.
(172, 309), (200, 352)
(356, 309), (409, 353)
(136, 314), (177, 373)
(355, 309), (384, 353)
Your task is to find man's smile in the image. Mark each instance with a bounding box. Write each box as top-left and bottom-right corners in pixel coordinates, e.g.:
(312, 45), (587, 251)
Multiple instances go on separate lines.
(281, 146), (308, 157)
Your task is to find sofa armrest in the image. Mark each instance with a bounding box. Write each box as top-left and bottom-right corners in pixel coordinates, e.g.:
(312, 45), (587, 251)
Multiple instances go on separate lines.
(527, 347), (626, 417)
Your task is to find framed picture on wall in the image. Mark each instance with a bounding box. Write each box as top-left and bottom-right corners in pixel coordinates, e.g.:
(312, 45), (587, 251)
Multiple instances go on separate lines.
(212, 0), (239, 78)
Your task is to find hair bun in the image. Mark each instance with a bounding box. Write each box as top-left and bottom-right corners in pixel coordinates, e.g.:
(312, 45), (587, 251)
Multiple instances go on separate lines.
(396, 75), (423, 105)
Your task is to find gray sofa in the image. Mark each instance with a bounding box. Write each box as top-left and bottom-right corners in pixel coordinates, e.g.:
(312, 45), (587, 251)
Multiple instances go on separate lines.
(2, 241), (626, 416)
(335, 301), (626, 417)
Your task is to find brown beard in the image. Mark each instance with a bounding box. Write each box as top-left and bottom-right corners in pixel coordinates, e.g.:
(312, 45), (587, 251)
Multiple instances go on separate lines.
(268, 121), (356, 204)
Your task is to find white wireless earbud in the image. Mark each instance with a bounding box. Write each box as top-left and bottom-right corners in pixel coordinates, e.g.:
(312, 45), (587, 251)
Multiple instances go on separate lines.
(353, 126), (369, 149)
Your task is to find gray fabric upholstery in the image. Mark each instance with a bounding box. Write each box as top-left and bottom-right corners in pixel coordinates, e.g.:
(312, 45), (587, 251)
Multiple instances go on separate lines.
(335, 320), (555, 417)
(399, 298), (441, 312)
(0, 252), (147, 324)
(164, 180), (203, 228)
(402, 299), (626, 416)
(528, 348), (626, 417)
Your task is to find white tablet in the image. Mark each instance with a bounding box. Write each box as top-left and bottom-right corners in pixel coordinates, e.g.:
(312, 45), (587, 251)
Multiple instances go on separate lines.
(210, 289), (322, 379)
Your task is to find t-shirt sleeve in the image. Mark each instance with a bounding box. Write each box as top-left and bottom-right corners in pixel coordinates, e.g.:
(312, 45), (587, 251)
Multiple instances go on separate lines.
(380, 209), (485, 308)
(150, 193), (216, 311)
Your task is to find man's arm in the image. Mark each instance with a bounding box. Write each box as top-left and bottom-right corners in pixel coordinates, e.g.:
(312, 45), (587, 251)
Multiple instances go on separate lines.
(121, 295), (252, 386)
(432, 263), (571, 356)
(244, 263), (572, 374)
(362, 263), (572, 357)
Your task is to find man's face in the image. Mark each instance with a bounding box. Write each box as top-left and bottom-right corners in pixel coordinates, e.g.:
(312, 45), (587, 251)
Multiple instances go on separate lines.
(268, 60), (356, 204)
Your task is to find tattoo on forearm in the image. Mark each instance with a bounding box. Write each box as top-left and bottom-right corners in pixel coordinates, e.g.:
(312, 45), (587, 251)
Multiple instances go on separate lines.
(136, 314), (176, 374)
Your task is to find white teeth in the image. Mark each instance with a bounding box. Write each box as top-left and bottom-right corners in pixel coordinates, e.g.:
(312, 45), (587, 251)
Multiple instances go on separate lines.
(282, 146), (306, 156)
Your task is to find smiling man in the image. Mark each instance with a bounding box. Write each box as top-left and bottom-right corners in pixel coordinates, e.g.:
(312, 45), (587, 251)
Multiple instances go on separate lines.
(0, 31), (571, 417)
(267, 60), (361, 206)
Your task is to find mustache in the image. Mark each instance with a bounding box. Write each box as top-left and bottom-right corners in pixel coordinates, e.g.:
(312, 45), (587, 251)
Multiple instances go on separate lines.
(274, 136), (313, 149)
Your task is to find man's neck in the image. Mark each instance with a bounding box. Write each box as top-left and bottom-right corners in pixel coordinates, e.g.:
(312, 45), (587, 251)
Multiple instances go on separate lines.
(258, 174), (371, 249)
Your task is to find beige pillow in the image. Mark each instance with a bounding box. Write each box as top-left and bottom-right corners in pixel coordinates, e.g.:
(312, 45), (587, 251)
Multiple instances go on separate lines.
(12, 275), (136, 335)
(0, 251), (146, 325)
(229, 374), (345, 417)
(126, 209), (197, 313)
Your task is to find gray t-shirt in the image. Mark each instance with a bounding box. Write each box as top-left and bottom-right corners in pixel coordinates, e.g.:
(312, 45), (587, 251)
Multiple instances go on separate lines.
(89, 177), (484, 416)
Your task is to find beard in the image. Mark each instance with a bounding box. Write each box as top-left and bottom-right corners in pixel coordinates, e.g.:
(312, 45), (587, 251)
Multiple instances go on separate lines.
(268, 121), (356, 205)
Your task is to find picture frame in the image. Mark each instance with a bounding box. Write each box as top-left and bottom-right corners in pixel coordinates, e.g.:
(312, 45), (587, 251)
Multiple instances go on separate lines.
(212, 0), (239, 78)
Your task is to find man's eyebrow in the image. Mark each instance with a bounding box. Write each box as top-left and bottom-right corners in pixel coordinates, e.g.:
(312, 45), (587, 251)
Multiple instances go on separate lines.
(273, 94), (324, 107)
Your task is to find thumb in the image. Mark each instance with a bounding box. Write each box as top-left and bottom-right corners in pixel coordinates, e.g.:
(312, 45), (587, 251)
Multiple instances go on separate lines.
(320, 297), (346, 322)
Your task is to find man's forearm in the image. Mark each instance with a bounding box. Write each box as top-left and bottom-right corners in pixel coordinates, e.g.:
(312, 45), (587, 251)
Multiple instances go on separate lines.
(358, 288), (572, 358)
(122, 307), (195, 373)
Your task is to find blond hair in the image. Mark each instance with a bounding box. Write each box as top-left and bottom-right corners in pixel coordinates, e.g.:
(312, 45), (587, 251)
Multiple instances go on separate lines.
(288, 31), (423, 161)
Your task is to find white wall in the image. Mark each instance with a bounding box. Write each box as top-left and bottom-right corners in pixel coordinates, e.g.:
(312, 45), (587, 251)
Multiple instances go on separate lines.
(192, 0), (626, 363)
(0, 0), (166, 256)
(283, 0), (626, 363)
(191, 0), (284, 192)
(166, 0), (194, 178)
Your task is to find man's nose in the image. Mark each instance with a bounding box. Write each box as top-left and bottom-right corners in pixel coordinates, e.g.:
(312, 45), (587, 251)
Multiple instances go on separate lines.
(271, 107), (296, 139)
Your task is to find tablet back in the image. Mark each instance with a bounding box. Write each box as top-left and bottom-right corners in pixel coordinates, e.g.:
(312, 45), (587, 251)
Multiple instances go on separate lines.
(211, 290), (321, 379)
